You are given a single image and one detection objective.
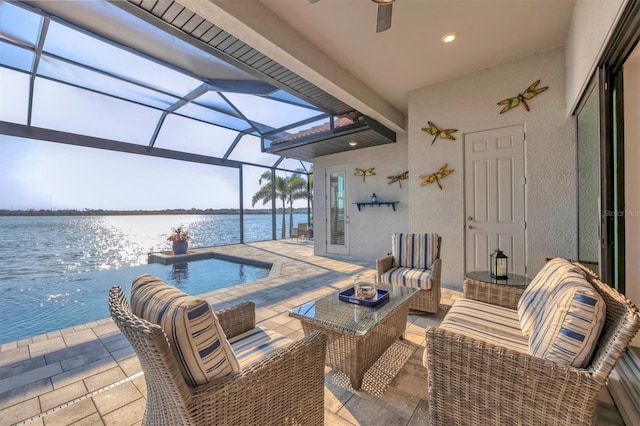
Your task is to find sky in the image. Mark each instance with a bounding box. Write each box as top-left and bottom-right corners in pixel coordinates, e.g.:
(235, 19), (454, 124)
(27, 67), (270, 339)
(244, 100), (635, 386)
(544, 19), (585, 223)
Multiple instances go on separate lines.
(0, 134), (308, 211)
(0, 1), (315, 212)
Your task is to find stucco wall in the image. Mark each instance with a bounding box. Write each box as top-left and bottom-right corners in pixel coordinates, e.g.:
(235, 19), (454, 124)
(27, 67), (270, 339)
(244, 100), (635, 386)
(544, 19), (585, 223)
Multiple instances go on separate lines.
(313, 133), (409, 261)
(565, 0), (628, 115)
(408, 47), (576, 286)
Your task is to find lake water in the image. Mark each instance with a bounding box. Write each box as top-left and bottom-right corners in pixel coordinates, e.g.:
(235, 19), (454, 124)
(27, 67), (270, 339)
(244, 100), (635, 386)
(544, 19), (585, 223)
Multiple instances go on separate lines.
(0, 213), (308, 344)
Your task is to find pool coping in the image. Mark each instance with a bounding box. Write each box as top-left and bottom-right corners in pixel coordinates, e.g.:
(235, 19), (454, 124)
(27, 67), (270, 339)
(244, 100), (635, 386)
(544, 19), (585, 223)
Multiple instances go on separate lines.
(147, 246), (278, 277)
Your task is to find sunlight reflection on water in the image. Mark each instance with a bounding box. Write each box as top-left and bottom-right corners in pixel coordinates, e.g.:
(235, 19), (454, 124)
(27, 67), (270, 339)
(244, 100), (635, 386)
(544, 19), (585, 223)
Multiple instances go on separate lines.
(0, 213), (306, 344)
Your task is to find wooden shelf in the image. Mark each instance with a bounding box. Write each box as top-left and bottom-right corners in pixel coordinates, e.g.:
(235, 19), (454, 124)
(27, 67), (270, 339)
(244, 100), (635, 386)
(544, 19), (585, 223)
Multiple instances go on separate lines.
(353, 201), (398, 211)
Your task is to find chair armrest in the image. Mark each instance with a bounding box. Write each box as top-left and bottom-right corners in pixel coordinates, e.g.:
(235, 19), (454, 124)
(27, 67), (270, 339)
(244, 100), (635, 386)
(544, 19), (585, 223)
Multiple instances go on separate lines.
(376, 254), (394, 279)
(425, 327), (601, 425)
(190, 331), (328, 425)
(462, 278), (526, 309)
(430, 258), (442, 286)
(215, 301), (255, 339)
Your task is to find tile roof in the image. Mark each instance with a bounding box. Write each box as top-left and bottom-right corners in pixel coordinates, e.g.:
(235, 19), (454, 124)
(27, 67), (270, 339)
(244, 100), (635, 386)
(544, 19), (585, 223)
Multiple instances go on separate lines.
(272, 116), (359, 145)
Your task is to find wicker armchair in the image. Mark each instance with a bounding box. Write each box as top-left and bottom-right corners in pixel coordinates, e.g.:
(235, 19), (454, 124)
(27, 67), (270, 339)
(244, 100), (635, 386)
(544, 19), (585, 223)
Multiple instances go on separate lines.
(425, 269), (640, 425)
(296, 223), (309, 240)
(376, 234), (442, 313)
(108, 286), (327, 426)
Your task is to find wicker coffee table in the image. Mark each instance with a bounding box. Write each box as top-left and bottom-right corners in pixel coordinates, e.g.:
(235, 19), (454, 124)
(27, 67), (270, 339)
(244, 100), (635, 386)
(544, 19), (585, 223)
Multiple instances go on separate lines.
(290, 284), (418, 390)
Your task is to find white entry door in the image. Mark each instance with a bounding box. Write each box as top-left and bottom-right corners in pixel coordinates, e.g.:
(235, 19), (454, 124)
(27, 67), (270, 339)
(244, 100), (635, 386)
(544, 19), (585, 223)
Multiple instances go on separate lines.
(464, 125), (526, 275)
(326, 166), (349, 255)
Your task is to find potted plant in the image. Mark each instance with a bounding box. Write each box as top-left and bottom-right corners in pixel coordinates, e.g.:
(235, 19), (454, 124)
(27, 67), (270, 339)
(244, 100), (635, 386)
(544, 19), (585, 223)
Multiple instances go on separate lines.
(167, 226), (190, 255)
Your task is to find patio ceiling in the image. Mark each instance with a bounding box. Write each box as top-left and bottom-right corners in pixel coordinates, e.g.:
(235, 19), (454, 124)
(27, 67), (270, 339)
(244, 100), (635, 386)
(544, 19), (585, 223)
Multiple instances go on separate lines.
(0, 0), (398, 163)
(1, 0), (575, 163)
(172, 0), (575, 125)
(257, 0), (576, 114)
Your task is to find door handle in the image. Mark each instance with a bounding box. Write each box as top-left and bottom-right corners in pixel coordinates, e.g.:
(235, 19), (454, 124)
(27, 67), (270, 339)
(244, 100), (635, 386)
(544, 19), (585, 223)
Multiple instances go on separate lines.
(465, 225), (474, 229)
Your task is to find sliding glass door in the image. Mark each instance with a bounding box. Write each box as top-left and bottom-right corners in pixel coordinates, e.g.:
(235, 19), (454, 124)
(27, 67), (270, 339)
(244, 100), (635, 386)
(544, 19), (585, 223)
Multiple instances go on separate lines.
(575, 68), (627, 292)
(326, 166), (349, 255)
(577, 81), (601, 272)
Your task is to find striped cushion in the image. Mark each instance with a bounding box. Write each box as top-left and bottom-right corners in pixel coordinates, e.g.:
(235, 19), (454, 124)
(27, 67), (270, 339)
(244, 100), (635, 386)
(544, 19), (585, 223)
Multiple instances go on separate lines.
(528, 275), (606, 368)
(380, 267), (433, 289)
(130, 274), (240, 387)
(517, 258), (586, 337)
(229, 326), (293, 368)
(392, 233), (439, 269)
(438, 298), (529, 353)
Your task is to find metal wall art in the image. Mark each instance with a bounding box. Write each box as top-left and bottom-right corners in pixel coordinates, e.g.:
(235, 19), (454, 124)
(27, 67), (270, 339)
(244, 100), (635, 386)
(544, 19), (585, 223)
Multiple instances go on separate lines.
(387, 171), (409, 187)
(419, 163), (454, 189)
(497, 80), (548, 114)
(421, 121), (457, 145)
(354, 167), (376, 182)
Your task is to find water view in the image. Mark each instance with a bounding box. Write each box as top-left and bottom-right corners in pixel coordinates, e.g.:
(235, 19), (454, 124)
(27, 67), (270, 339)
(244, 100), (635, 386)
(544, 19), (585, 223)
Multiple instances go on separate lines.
(0, 213), (308, 344)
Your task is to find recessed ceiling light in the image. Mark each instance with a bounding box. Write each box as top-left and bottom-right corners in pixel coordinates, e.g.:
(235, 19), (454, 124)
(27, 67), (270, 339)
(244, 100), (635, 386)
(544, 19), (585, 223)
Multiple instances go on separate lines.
(441, 32), (457, 43)
(349, 141), (357, 147)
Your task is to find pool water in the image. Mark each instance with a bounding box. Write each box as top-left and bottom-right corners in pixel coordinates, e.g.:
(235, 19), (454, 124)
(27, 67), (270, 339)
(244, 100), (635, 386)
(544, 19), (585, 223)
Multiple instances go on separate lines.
(0, 258), (270, 344)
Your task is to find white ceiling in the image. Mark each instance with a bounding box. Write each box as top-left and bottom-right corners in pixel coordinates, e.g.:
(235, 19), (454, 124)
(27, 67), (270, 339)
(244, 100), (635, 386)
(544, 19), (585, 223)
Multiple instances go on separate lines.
(259, 0), (576, 114)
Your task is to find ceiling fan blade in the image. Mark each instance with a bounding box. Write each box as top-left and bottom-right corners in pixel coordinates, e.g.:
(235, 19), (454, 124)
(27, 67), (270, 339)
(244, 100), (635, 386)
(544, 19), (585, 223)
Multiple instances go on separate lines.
(376, 3), (393, 33)
(308, 0), (320, 3)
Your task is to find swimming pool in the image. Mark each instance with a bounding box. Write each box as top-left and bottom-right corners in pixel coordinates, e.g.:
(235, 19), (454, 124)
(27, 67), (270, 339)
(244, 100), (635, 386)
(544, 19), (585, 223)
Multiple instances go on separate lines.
(0, 257), (270, 344)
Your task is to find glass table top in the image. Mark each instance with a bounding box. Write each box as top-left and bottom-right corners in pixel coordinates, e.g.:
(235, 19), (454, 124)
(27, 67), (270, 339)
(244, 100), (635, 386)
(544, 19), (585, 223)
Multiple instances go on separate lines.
(289, 284), (418, 336)
(465, 270), (531, 286)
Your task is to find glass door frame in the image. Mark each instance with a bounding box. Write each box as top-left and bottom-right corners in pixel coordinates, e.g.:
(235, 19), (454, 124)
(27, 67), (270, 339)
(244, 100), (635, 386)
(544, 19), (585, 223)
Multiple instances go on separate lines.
(594, 0), (640, 291)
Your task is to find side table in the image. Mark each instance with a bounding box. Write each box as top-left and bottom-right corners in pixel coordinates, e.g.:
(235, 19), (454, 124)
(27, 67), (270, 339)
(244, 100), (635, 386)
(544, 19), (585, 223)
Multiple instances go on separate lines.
(463, 271), (531, 309)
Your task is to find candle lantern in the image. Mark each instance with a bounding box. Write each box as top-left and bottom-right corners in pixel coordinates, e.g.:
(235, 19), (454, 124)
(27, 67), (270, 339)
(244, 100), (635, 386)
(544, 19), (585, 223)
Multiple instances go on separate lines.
(490, 249), (509, 279)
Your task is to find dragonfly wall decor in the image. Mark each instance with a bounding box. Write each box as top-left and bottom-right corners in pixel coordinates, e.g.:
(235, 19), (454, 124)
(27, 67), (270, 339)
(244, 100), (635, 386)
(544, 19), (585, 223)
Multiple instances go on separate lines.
(421, 121), (457, 145)
(419, 164), (454, 189)
(497, 80), (548, 114)
(387, 171), (409, 187)
(354, 167), (376, 182)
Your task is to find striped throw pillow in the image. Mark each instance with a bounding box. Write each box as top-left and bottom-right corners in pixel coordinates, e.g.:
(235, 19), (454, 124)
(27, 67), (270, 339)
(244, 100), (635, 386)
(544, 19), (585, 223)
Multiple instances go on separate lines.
(130, 274), (240, 387)
(528, 274), (606, 368)
(392, 233), (439, 269)
(517, 258), (586, 337)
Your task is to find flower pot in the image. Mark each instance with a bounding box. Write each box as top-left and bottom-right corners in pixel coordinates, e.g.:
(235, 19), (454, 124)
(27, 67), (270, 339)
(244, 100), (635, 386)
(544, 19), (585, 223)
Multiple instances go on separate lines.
(172, 241), (188, 255)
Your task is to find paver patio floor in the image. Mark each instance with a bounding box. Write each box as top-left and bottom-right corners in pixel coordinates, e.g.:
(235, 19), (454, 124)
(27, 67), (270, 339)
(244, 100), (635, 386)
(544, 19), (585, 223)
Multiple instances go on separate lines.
(0, 240), (624, 425)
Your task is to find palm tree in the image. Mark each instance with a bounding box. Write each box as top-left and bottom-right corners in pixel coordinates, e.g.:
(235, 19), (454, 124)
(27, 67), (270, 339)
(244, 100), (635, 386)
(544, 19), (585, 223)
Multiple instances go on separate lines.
(306, 164), (314, 217)
(286, 172), (308, 236)
(252, 169), (315, 239)
(252, 171), (288, 238)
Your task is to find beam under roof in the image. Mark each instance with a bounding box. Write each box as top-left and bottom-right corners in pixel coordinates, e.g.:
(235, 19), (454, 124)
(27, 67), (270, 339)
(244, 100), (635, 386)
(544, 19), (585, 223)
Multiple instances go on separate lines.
(176, 0), (406, 133)
(0, 121), (310, 173)
(1, 120), (242, 168)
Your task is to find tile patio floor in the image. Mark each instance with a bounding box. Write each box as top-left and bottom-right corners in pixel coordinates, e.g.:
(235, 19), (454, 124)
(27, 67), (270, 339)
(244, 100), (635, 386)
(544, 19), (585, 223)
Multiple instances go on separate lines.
(0, 240), (625, 425)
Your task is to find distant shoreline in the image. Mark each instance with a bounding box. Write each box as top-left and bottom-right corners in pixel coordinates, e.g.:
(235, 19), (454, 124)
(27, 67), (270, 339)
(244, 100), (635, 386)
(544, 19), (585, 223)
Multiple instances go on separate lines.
(0, 208), (309, 217)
